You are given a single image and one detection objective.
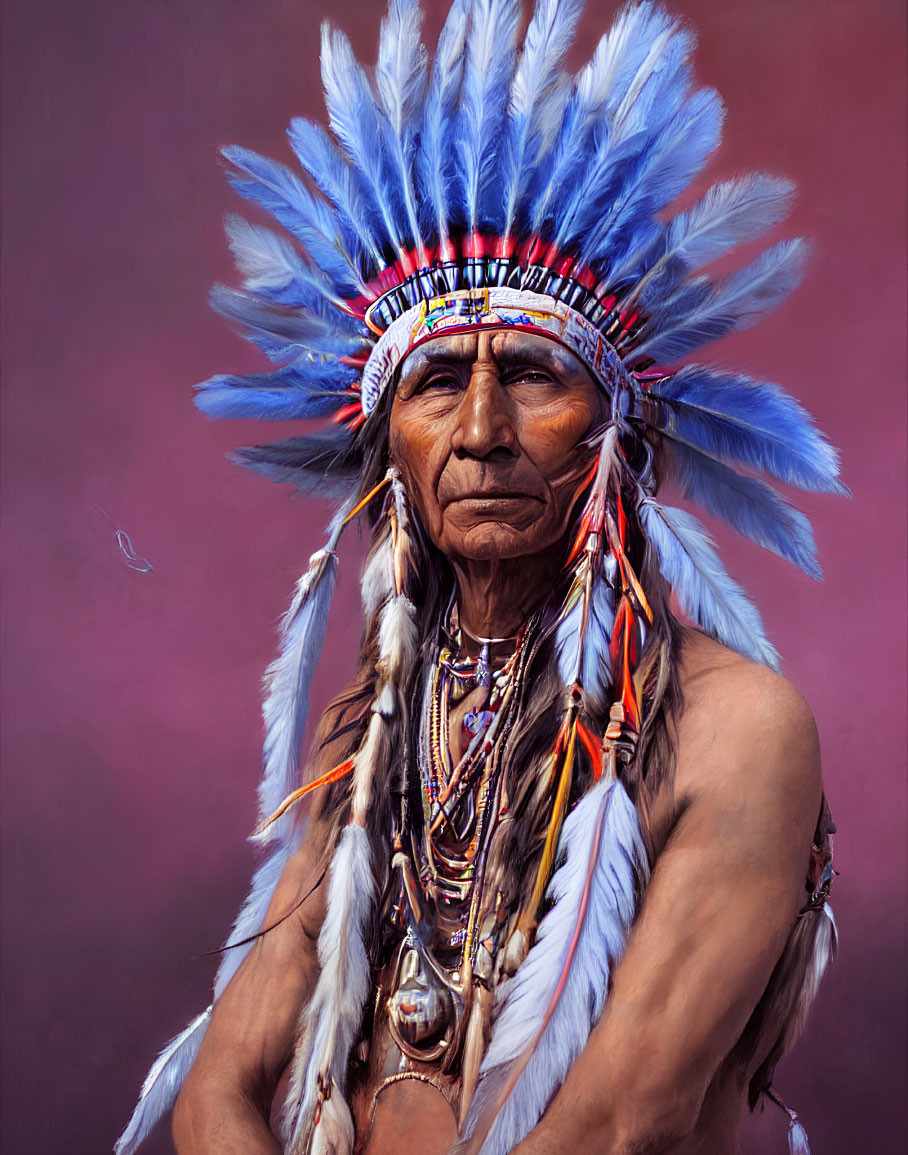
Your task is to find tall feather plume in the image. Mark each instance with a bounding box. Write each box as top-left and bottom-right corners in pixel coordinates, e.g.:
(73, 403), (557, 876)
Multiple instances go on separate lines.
(375, 0), (429, 259)
(417, 0), (469, 251)
(224, 214), (362, 318)
(578, 86), (724, 277)
(115, 1009), (213, 1155)
(500, 0), (582, 242)
(221, 145), (368, 298)
(639, 498), (780, 668)
(320, 24), (408, 255)
(648, 365), (846, 494)
(666, 441), (822, 579)
(287, 117), (390, 268)
(633, 237), (807, 364)
(454, 0), (521, 234)
(208, 282), (367, 360)
(626, 174), (795, 304)
(459, 772), (648, 1154)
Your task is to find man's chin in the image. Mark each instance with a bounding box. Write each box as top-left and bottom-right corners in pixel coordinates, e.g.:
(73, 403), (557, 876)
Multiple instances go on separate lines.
(442, 519), (553, 562)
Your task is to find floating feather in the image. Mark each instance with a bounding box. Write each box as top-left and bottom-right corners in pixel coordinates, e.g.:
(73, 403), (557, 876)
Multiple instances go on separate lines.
(648, 365), (846, 494)
(115, 1009), (212, 1155)
(666, 441), (822, 579)
(639, 498), (780, 668)
(460, 772), (647, 1154)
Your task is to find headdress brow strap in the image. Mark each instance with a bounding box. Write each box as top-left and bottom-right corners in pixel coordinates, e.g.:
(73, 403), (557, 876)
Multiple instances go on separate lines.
(360, 287), (626, 415)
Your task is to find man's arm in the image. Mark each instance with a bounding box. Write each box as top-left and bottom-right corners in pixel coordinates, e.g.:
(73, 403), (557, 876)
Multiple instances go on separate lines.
(514, 648), (822, 1154)
(171, 825), (329, 1153)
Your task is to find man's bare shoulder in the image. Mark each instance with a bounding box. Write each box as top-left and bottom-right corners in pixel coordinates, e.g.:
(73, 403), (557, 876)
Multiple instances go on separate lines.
(673, 628), (822, 816)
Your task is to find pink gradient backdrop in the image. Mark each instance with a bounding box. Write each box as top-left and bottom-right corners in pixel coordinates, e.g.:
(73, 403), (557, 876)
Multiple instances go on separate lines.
(1, 1), (904, 1151)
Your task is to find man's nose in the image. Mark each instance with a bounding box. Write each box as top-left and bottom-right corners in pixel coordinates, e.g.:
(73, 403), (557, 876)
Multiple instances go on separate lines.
(451, 365), (517, 461)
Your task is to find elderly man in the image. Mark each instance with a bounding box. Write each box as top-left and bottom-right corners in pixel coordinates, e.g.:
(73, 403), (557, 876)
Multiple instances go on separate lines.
(118, 3), (841, 1154)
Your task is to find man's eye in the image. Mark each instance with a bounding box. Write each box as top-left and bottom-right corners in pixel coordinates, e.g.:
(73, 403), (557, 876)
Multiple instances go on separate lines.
(420, 373), (461, 392)
(509, 369), (556, 386)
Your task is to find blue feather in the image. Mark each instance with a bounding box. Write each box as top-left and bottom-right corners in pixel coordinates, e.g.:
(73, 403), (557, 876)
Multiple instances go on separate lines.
(500, 0), (582, 240)
(580, 87), (724, 275)
(657, 174), (795, 277)
(221, 145), (365, 297)
(209, 283), (368, 360)
(287, 118), (389, 267)
(454, 0), (521, 234)
(634, 238), (807, 364)
(666, 441), (822, 579)
(556, 572), (615, 709)
(639, 498), (780, 668)
(375, 0), (429, 254)
(648, 365), (846, 494)
(320, 24), (408, 253)
(194, 373), (352, 421)
(417, 0), (469, 246)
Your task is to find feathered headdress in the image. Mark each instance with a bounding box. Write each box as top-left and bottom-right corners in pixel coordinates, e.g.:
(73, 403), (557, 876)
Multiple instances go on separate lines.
(118, 3), (843, 1153)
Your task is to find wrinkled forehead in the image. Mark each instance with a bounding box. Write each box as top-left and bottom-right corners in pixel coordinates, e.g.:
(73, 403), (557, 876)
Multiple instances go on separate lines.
(397, 327), (599, 387)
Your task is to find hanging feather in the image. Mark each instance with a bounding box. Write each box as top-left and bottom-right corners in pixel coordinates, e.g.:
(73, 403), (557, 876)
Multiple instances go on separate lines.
(375, 0), (429, 259)
(259, 490), (356, 843)
(282, 822), (375, 1155)
(459, 771), (648, 1154)
(454, 0), (521, 235)
(115, 1009), (212, 1155)
(666, 441), (822, 579)
(556, 573), (615, 710)
(647, 365), (846, 495)
(639, 498), (780, 669)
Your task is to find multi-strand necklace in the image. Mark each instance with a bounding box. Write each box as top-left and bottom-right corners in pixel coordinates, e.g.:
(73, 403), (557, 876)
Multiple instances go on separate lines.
(384, 608), (540, 1067)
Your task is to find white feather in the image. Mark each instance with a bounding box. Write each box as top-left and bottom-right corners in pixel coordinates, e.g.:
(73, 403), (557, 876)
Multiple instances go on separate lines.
(377, 594), (418, 680)
(283, 824), (374, 1152)
(639, 498), (780, 670)
(114, 1009), (211, 1154)
(309, 1083), (355, 1155)
(360, 533), (395, 619)
(462, 775), (647, 1153)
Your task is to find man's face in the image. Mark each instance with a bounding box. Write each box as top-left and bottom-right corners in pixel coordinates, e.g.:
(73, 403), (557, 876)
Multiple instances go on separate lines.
(389, 329), (605, 563)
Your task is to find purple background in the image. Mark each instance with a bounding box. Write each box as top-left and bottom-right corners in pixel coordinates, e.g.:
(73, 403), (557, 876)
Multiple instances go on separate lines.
(2, 2), (905, 1152)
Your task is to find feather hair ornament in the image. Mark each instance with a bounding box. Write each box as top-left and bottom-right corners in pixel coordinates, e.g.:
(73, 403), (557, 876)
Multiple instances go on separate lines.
(282, 473), (417, 1154)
